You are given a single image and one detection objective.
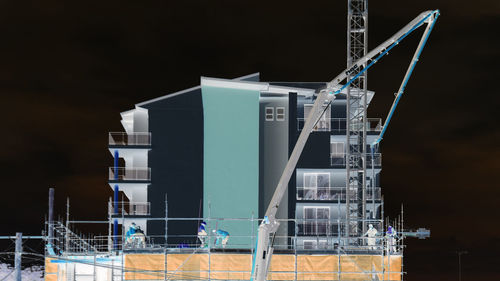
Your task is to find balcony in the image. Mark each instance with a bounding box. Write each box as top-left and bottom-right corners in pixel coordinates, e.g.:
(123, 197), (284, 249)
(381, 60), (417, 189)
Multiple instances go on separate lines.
(330, 153), (382, 168)
(111, 202), (150, 216)
(109, 132), (151, 146)
(297, 187), (381, 201)
(297, 118), (382, 133)
(297, 220), (336, 236)
(109, 167), (151, 182)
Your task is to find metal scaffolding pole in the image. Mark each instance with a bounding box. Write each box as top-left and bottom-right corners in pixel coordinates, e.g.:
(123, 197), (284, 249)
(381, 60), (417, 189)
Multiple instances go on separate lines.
(48, 188), (55, 244)
(15, 232), (22, 281)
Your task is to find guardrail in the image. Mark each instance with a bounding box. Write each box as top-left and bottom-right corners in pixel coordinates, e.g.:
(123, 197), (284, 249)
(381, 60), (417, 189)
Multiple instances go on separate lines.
(109, 132), (151, 146)
(297, 187), (381, 201)
(331, 153), (382, 167)
(297, 118), (382, 132)
(46, 217), (401, 254)
(112, 202), (150, 216)
(109, 167), (151, 181)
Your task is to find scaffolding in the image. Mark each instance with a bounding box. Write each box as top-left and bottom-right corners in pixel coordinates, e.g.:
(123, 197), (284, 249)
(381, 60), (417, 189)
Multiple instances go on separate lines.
(44, 208), (406, 281)
(345, 0), (369, 241)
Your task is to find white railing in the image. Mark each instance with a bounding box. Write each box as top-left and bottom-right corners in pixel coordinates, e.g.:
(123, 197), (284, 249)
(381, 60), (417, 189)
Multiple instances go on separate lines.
(297, 187), (381, 201)
(297, 118), (382, 132)
(109, 132), (151, 146)
(109, 167), (151, 181)
(111, 202), (151, 216)
(330, 153), (382, 167)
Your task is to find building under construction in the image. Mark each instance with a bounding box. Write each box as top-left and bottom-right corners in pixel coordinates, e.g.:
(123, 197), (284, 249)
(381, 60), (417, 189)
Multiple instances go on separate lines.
(43, 2), (439, 281)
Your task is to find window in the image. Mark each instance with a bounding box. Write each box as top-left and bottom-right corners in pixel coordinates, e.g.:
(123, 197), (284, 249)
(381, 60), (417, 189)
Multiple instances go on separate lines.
(303, 206), (330, 235)
(304, 104), (331, 131)
(265, 107), (274, 121)
(303, 173), (330, 200)
(330, 142), (345, 158)
(276, 107), (285, 121)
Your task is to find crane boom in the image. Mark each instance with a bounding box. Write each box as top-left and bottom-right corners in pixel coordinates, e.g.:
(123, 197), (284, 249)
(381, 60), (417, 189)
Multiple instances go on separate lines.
(251, 10), (440, 281)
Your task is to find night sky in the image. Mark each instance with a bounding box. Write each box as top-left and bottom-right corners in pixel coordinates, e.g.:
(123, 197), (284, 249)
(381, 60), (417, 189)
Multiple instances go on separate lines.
(1, 1), (499, 280)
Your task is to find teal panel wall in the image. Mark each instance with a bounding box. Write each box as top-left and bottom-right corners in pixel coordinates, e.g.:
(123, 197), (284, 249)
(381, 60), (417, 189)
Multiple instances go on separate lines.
(202, 85), (259, 248)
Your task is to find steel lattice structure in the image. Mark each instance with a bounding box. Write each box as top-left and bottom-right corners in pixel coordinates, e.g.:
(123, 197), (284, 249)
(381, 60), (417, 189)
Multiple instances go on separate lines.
(346, 0), (369, 239)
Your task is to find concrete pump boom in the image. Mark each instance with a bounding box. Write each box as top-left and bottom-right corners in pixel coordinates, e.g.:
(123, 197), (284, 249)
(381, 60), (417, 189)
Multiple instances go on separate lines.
(251, 9), (439, 281)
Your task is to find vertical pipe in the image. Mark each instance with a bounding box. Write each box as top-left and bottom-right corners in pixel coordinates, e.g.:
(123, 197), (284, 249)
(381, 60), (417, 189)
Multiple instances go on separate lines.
(108, 198), (112, 253)
(66, 197), (70, 224)
(65, 197), (70, 254)
(294, 218), (297, 281)
(114, 185), (119, 214)
(15, 232), (22, 281)
(164, 248), (167, 281)
(114, 220), (119, 250)
(93, 253), (96, 281)
(337, 197), (341, 281)
(251, 212), (254, 251)
(48, 188), (55, 243)
(121, 245), (124, 281)
(113, 185), (119, 250)
(114, 150), (119, 180)
(165, 193), (168, 246)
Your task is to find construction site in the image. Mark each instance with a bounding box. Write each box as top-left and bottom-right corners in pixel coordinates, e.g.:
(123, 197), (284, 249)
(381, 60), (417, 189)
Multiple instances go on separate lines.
(6, 1), (440, 281)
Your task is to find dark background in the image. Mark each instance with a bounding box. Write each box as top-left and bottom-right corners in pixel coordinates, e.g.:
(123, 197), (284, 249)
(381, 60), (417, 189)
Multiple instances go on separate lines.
(1, 0), (499, 280)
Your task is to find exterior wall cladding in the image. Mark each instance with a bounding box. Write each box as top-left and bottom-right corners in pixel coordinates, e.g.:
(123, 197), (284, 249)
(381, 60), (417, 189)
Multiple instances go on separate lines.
(111, 73), (382, 248)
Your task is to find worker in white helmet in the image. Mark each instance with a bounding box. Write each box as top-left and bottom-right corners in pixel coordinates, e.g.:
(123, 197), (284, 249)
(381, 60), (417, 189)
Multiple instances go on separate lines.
(197, 221), (208, 248)
(363, 224), (378, 250)
(386, 226), (398, 254)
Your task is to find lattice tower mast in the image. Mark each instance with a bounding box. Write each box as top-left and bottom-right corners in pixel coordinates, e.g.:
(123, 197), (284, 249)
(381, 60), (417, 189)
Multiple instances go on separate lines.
(346, 0), (368, 240)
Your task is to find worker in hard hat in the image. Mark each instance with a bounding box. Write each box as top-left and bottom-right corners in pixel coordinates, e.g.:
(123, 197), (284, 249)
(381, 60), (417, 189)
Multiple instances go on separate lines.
(126, 223), (137, 240)
(213, 229), (230, 248)
(133, 226), (146, 248)
(363, 224), (378, 249)
(386, 226), (398, 254)
(197, 221), (208, 248)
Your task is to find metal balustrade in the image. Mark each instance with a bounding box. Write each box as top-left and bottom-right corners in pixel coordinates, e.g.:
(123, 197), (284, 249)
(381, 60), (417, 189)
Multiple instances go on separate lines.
(111, 202), (151, 216)
(297, 187), (381, 201)
(331, 153), (382, 167)
(297, 118), (382, 132)
(46, 216), (402, 255)
(109, 167), (151, 181)
(109, 132), (151, 146)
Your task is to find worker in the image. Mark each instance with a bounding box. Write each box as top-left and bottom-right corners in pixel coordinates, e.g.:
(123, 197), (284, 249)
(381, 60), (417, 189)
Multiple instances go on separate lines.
(386, 226), (398, 254)
(133, 226), (146, 248)
(363, 224), (378, 249)
(126, 223), (137, 240)
(135, 225), (144, 234)
(197, 221), (208, 248)
(213, 229), (230, 248)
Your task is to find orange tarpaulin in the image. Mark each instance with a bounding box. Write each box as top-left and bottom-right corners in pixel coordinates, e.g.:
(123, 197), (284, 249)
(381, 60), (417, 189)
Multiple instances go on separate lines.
(123, 253), (402, 281)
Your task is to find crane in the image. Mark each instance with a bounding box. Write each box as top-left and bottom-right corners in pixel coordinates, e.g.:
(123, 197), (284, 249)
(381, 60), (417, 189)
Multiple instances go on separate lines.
(251, 9), (440, 281)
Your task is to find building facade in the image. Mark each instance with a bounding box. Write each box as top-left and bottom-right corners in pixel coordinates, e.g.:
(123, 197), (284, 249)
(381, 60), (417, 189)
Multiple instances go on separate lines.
(108, 72), (383, 250)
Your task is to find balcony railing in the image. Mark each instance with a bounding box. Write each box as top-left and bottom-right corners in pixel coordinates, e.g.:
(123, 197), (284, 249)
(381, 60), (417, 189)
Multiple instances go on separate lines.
(109, 167), (151, 181)
(297, 187), (381, 201)
(331, 153), (382, 167)
(111, 202), (150, 216)
(109, 132), (151, 146)
(297, 118), (382, 132)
